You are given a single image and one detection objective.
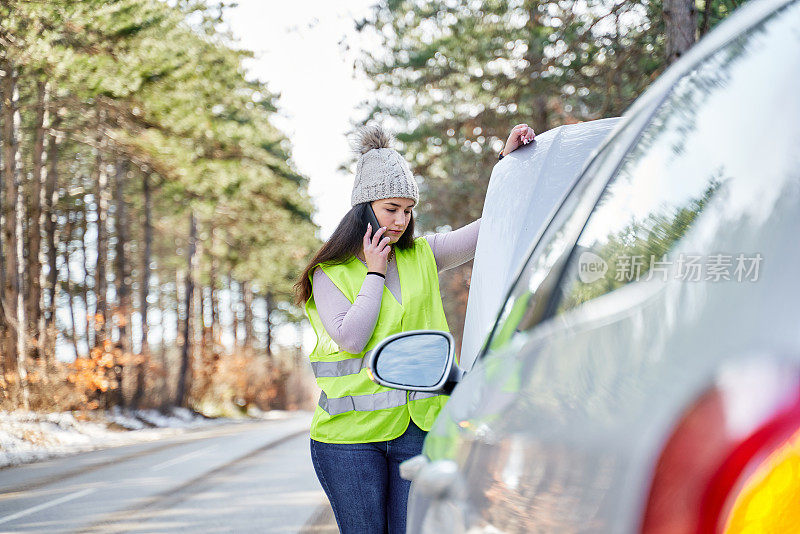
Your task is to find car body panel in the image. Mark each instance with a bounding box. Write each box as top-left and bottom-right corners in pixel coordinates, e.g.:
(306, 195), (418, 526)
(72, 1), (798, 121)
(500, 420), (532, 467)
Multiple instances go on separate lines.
(409, 0), (800, 531)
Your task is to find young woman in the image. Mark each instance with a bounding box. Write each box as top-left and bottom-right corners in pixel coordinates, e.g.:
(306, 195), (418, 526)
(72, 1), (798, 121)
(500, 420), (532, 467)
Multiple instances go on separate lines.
(294, 121), (535, 533)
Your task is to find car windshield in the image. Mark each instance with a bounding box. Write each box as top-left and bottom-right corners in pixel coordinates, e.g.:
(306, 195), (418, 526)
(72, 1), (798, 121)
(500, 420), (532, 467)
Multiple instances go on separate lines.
(481, 0), (800, 358)
(551, 0), (800, 314)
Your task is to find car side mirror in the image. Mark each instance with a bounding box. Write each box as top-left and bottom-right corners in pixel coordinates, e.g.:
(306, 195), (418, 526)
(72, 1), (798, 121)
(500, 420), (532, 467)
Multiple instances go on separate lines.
(367, 330), (464, 394)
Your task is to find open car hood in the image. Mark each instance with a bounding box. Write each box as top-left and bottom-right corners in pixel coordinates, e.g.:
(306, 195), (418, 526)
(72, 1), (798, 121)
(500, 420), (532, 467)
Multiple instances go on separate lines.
(460, 117), (621, 370)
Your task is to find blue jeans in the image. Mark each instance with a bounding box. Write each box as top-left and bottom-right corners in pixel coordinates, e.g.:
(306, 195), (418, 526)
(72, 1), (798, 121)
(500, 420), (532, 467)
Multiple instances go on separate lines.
(310, 420), (426, 534)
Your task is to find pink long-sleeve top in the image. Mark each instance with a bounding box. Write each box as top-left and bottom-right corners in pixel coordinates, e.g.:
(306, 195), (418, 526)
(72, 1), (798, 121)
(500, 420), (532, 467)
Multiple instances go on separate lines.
(311, 219), (481, 354)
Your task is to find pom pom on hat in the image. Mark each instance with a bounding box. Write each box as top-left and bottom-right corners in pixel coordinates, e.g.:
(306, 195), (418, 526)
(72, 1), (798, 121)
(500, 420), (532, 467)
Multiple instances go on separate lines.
(351, 123), (394, 155)
(350, 122), (419, 207)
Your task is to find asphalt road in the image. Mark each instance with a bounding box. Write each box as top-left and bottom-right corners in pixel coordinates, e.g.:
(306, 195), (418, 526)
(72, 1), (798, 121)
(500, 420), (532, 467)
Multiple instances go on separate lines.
(0, 412), (337, 533)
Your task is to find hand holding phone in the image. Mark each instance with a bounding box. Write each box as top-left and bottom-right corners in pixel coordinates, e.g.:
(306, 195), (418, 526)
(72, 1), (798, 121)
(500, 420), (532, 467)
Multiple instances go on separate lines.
(361, 205), (391, 274)
(363, 204), (381, 239)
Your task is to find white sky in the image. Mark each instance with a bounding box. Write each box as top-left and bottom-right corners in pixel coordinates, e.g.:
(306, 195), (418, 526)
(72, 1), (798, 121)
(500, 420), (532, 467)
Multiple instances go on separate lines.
(223, 0), (380, 240)
(220, 1), (383, 353)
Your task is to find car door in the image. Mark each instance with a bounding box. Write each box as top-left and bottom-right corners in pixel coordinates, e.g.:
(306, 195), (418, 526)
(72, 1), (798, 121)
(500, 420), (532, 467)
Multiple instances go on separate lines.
(409, 0), (800, 532)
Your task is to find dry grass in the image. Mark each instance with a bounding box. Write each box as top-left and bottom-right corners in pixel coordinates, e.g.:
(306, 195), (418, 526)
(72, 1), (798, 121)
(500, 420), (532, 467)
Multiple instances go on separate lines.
(1, 346), (317, 415)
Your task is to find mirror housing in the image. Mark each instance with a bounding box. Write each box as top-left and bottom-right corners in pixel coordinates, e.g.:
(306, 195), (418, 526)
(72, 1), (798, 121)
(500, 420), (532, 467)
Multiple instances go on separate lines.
(367, 330), (464, 394)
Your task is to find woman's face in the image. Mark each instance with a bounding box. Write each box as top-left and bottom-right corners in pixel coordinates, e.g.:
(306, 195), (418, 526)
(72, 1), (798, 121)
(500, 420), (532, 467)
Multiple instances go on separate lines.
(371, 197), (414, 244)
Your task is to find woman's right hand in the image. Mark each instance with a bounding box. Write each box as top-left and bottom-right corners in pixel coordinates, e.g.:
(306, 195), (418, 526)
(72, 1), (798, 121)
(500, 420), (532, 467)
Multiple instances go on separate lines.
(363, 224), (391, 274)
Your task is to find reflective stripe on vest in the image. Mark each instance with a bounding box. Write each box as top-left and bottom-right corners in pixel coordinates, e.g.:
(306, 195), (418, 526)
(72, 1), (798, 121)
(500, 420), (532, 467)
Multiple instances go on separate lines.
(310, 356), (368, 378)
(318, 389), (445, 416)
(409, 391), (440, 401)
(318, 389), (408, 416)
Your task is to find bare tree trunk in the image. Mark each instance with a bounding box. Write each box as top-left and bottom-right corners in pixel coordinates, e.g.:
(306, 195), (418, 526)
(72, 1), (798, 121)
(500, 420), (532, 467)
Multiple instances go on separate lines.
(128, 299), (135, 363)
(0, 100), (4, 379)
(193, 237), (203, 350)
(265, 291), (274, 360)
(191, 237), (204, 403)
(176, 212), (197, 408)
(523, 2), (550, 132)
(207, 285), (216, 349)
(132, 172), (153, 409)
(200, 286), (209, 353)
(92, 136), (113, 411)
(28, 80), (49, 364)
(93, 106), (110, 351)
(159, 275), (170, 408)
(111, 159), (130, 408)
(242, 280), (253, 350)
(43, 108), (61, 365)
(1, 59), (28, 407)
(230, 274), (239, 352)
(192, 225), (202, 395)
(208, 232), (220, 348)
(1, 58), (21, 380)
(612, 13), (624, 114)
(175, 268), (183, 351)
(664, 0), (697, 64)
(79, 207), (92, 352)
(63, 213), (80, 358)
(14, 124), (28, 409)
(295, 323), (303, 363)
(533, 95), (549, 135)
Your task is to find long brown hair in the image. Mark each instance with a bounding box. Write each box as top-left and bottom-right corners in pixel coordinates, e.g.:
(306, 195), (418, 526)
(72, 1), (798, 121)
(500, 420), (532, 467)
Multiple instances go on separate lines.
(293, 202), (416, 306)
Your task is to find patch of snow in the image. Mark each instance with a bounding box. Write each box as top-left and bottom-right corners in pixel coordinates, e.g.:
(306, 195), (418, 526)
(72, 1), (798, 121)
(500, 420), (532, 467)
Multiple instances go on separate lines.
(255, 409), (293, 420)
(0, 408), (286, 470)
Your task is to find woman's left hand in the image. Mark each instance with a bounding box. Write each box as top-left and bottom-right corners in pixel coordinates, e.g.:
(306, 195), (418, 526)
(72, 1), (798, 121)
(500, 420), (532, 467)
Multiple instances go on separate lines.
(501, 123), (536, 157)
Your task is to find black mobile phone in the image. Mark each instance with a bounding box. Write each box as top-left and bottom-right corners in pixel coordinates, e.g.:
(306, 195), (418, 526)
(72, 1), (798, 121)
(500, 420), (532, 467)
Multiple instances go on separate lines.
(363, 204), (382, 239)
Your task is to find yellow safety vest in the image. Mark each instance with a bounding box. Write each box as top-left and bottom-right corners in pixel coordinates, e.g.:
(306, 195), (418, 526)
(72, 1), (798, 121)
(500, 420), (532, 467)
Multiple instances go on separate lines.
(305, 237), (450, 443)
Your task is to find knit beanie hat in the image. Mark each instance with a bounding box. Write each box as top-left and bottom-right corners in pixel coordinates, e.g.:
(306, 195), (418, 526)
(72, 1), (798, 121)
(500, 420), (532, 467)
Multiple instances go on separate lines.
(350, 123), (419, 207)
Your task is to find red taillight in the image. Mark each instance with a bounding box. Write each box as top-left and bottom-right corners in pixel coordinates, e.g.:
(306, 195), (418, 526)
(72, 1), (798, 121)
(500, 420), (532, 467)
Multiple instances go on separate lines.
(640, 361), (800, 534)
(720, 428), (800, 532)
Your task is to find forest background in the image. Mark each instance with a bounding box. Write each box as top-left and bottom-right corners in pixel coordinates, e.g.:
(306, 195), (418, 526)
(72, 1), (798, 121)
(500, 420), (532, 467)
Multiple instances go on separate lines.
(0, 0), (741, 415)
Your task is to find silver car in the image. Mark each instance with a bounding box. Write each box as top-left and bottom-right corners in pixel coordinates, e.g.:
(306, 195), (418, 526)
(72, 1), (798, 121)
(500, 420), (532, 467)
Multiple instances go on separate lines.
(369, 0), (800, 531)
